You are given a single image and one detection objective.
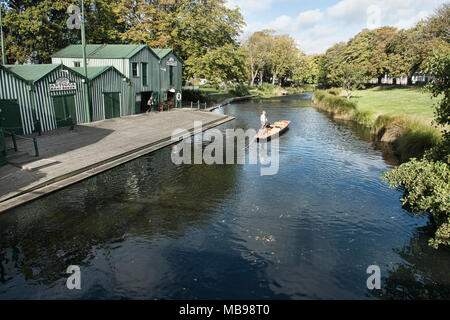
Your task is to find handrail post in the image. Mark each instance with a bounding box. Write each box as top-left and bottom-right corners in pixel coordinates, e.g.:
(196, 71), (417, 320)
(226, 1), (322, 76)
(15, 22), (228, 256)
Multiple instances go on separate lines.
(33, 137), (39, 157)
(37, 120), (42, 136)
(12, 133), (18, 152)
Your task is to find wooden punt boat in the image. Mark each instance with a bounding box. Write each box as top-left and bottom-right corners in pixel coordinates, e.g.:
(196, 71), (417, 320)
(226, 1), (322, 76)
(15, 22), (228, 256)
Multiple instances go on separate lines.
(256, 120), (290, 142)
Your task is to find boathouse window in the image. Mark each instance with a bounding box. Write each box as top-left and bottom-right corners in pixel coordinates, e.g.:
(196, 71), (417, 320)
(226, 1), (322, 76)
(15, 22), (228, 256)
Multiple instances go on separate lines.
(169, 66), (174, 86)
(74, 61), (81, 67)
(142, 63), (148, 86)
(132, 63), (139, 77)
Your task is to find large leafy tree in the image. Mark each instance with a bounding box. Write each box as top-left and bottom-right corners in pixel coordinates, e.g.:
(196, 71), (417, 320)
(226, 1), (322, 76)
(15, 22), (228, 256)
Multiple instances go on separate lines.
(292, 54), (320, 85)
(267, 34), (301, 85)
(383, 44), (450, 249)
(242, 30), (273, 87)
(317, 42), (346, 88)
(188, 43), (246, 91)
(386, 26), (432, 84)
(1, 0), (124, 64)
(333, 63), (365, 100)
(423, 3), (450, 43)
(115, 0), (245, 79)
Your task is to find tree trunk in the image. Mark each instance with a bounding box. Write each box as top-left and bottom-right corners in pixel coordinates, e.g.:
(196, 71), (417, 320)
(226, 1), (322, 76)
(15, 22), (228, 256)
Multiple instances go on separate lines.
(259, 71), (263, 87)
(251, 70), (258, 87)
(272, 75), (276, 85)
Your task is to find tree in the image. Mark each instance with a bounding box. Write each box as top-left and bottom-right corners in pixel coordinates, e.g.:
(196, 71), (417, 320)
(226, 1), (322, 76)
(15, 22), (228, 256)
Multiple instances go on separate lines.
(267, 34), (300, 85)
(242, 30), (273, 87)
(318, 42), (346, 88)
(386, 27), (431, 84)
(1, 0), (124, 64)
(425, 44), (450, 157)
(423, 3), (450, 43)
(369, 27), (398, 81)
(292, 54), (320, 85)
(188, 43), (247, 91)
(114, 0), (244, 79)
(383, 44), (450, 249)
(332, 63), (364, 99)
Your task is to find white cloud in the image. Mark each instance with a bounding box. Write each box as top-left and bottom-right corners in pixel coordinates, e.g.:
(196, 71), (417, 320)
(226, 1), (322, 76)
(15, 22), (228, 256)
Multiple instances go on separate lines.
(297, 9), (324, 29)
(394, 10), (430, 29)
(327, 0), (445, 26)
(225, 0), (276, 14)
(295, 25), (350, 54)
(269, 15), (294, 32)
(327, 0), (372, 24)
(267, 9), (324, 34)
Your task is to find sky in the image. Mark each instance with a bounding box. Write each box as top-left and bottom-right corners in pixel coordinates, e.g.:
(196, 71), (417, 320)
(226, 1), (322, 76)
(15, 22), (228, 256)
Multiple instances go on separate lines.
(225, 0), (448, 55)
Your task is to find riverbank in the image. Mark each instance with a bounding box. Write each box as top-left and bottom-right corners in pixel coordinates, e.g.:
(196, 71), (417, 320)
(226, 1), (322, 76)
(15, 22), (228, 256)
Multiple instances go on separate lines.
(0, 110), (234, 213)
(312, 90), (442, 162)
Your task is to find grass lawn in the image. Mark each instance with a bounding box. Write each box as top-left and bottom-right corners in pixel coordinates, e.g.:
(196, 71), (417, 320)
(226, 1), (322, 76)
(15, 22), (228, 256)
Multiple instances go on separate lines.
(348, 86), (437, 122)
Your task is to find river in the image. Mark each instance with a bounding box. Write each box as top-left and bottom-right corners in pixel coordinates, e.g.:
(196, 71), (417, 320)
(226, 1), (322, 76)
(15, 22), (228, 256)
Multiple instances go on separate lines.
(0, 93), (449, 299)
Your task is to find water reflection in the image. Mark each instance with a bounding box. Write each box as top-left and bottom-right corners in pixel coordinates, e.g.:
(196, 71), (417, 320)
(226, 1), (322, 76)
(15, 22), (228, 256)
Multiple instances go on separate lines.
(368, 224), (450, 300)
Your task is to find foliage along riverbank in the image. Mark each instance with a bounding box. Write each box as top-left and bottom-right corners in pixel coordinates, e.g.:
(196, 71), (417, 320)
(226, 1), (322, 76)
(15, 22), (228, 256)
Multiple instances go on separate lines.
(182, 84), (315, 106)
(312, 90), (442, 162)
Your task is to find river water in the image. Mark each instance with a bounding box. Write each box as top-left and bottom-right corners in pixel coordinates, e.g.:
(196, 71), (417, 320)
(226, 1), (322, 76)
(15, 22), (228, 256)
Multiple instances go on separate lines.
(1, 93), (449, 299)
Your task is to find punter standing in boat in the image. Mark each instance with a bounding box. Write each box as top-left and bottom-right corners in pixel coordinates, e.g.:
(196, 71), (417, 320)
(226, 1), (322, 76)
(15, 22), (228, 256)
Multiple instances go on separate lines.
(260, 110), (270, 134)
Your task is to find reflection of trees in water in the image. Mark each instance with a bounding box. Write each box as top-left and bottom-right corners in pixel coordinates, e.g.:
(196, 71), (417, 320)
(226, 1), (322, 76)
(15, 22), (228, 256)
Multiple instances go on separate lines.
(0, 148), (238, 287)
(369, 224), (450, 299)
(330, 118), (400, 167)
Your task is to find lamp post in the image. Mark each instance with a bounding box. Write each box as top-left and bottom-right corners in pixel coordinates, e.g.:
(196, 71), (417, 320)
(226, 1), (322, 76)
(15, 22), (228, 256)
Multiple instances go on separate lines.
(0, 6), (6, 65)
(81, 0), (91, 122)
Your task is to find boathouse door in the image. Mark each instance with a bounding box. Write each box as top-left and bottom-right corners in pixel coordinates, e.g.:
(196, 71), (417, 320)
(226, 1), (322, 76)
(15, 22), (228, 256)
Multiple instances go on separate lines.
(104, 92), (121, 119)
(0, 100), (24, 135)
(53, 95), (77, 128)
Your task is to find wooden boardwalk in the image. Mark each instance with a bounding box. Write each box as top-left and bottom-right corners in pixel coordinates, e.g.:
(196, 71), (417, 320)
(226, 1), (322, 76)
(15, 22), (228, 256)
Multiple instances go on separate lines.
(0, 110), (234, 213)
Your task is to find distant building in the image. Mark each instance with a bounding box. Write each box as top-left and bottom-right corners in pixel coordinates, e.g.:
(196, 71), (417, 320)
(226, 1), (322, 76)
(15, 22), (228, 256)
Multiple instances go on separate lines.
(370, 72), (434, 86)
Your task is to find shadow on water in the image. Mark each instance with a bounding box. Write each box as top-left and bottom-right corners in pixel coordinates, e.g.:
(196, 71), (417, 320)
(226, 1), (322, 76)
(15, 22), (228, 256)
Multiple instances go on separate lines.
(0, 150), (240, 289)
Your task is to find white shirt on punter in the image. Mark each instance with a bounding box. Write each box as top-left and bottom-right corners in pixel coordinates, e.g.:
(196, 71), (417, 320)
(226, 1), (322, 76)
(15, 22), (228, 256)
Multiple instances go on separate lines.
(260, 114), (267, 125)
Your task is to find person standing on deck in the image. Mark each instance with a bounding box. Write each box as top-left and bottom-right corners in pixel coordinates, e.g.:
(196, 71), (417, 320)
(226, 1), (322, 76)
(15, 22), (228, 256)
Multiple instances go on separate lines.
(146, 96), (154, 113)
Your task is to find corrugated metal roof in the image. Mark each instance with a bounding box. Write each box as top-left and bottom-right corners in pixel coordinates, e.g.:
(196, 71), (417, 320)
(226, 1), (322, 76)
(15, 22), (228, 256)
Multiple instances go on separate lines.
(151, 48), (173, 59)
(52, 44), (149, 59)
(70, 66), (111, 80)
(70, 66), (128, 81)
(4, 64), (62, 83)
(151, 48), (183, 65)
